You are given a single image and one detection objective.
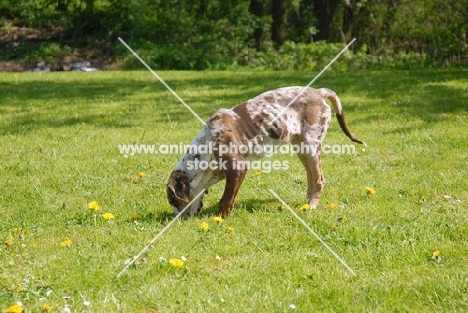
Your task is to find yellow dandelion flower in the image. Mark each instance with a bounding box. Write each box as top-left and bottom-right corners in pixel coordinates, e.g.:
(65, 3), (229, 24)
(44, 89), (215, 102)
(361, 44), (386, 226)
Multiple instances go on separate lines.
(331, 223), (339, 231)
(408, 238), (415, 244)
(5, 237), (13, 246)
(224, 226), (234, 233)
(29, 243), (38, 248)
(336, 216), (347, 223)
(253, 171), (262, 176)
(298, 203), (309, 212)
(60, 239), (73, 247)
(6, 304), (23, 313)
(102, 212), (115, 220)
(14, 74), (18, 78)
(11, 227), (23, 233)
(365, 186), (376, 195)
(16, 286), (24, 292)
(88, 201), (100, 212)
(138, 172), (146, 178)
(432, 250), (441, 257)
(40, 305), (53, 313)
(213, 216), (224, 224)
(327, 203), (339, 210)
(199, 222), (209, 232)
(130, 214), (142, 221)
(169, 258), (185, 268)
(276, 203), (285, 210)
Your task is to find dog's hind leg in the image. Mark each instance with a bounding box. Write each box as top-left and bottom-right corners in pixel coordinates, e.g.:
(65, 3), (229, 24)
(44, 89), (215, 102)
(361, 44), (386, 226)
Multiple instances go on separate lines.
(293, 139), (326, 208)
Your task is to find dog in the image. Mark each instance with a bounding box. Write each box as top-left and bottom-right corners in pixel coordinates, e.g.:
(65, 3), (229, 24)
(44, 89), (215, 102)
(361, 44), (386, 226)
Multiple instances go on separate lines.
(167, 86), (365, 217)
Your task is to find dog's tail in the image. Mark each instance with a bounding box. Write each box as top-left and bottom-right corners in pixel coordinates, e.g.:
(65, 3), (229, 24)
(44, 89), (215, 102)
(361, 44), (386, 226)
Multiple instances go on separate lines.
(319, 88), (366, 146)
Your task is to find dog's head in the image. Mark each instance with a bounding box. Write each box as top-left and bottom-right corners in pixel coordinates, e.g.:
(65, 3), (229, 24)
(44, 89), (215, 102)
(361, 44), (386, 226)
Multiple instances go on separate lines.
(167, 170), (203, 216)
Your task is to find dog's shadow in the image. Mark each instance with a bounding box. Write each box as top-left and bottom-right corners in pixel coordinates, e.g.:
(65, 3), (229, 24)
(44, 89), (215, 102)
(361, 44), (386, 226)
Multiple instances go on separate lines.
(147, 197), (280, 224)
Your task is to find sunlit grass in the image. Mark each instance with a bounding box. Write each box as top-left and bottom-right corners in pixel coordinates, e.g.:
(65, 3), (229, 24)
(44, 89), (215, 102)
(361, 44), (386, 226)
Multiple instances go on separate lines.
(1, 68), (467, 312)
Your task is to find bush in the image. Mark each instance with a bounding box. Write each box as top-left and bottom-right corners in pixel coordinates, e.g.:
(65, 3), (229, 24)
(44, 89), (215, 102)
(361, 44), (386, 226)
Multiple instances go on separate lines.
(234, 41), (428, 71)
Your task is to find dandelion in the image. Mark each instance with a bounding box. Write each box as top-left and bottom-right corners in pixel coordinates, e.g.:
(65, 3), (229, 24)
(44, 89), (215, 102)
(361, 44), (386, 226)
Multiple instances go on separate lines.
(224, 226), (234, 233)
(40, 305), (53, 313)
(253, 171), (262, 176)
(88, 201), (100, 212)
(6, 304), (23, 313)
(60, 239), (73, 247)
(298, 203), (309, 212)
(130, 214), (142, 222)
(213, 216), (224, 224)
(408, 238), (415, 244)
(102, 212), (115, 220)
(276, 203), (285, 210)
(5, 237), (13, 246)
(62, 304), (72, 313)
(327, 203), (339, 210)
(15, 286), (24, 292)
(336, 216), (347, 223)
(365, 186), (376, 195)
(169, 258), (185, 268)
(331, 223), (339, 231)
(11, 227), (22, 234)
(432, 250), (442, 263)
(199, 222), (209, 232)
(138, 172), (146, 178)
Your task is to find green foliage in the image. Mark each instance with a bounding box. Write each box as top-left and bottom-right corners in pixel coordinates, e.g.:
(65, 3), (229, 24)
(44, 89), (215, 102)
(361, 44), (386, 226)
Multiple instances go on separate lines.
(0, 0), (466, 69)
(0, 42), (72, 64)
(236, 41), (428, 70)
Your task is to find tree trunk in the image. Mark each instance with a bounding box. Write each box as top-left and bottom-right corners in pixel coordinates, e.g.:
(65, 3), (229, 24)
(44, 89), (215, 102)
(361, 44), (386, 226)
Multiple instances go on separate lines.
(272, 0), (288, 48)
(249, 0), (265, 51)
(313, 0), (341, 41)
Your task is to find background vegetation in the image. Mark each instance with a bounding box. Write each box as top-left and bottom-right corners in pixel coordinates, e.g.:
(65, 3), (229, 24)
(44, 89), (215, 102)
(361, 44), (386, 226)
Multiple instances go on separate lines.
(1, 69), (467, 311)
(1, 0), (467, 70)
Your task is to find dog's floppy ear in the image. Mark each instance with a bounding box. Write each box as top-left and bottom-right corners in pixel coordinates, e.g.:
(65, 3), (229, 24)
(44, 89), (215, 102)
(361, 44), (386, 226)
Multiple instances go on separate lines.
(167, 170), (190, 203)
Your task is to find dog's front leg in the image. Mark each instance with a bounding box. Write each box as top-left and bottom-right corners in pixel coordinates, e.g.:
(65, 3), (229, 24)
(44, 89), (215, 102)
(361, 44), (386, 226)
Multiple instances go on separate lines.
(218, 169), (246, 217)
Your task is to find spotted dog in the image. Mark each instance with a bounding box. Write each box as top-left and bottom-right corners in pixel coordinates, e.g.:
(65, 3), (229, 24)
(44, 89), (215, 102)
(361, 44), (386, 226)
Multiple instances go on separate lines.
(167, 86), (365, 217)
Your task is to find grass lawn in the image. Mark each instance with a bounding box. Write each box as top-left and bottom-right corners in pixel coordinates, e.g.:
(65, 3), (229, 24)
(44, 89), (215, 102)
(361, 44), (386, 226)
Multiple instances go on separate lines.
(1, 68), (467, 312)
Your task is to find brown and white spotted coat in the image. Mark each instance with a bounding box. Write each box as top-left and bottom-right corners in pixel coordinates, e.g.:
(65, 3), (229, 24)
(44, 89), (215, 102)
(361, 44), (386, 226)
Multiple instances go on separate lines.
(167, 86), (364, 217)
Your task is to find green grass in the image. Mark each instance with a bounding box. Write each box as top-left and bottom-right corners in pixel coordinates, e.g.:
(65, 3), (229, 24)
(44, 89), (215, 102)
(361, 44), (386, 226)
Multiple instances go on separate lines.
(1, 68), (467, 312)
